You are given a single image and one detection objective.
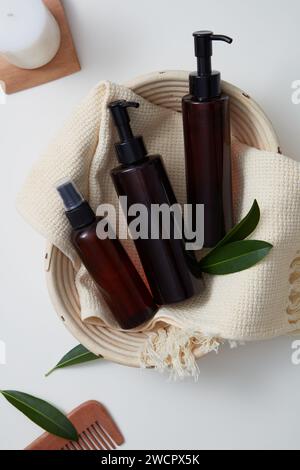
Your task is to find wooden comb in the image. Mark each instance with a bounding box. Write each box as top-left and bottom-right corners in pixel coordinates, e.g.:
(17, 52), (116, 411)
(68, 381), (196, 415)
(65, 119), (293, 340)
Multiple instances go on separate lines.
(25, 401), (125, 451)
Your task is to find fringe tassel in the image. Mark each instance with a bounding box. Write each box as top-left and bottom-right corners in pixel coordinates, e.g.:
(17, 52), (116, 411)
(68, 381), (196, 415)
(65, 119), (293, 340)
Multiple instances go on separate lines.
(140, 326), (221, 381)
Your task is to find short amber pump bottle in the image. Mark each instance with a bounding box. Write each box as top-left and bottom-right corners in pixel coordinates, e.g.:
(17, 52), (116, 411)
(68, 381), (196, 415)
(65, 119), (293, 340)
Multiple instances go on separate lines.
(182, 31), (234, 248)
(56, 180), (157, 329)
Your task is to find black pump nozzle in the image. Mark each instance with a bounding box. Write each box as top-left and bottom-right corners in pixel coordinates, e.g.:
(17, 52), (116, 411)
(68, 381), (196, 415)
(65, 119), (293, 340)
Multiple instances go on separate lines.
(194, 31), (232, 76)
(108, 100), (139, 141)
(108, 100), (148, 165)
(190, 30), (233, 100)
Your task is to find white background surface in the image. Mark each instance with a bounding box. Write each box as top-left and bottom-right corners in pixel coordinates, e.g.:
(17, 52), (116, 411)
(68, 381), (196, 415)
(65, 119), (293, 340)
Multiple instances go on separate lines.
(0, 0), (300, 450)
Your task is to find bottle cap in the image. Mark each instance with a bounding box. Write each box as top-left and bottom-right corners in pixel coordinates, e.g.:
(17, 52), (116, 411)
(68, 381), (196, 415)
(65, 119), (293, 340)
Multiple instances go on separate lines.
(56, 179), (95, 229)
(189, 31), (233, 100)
(56, 178), (84, 211)
(108, 100), (148, 165)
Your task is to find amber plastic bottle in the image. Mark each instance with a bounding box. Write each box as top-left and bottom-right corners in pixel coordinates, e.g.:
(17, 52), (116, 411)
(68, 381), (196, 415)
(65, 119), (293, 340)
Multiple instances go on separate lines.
(56, 180), (157, 329)
(108, 100), (202, 306)
(182, 31), (234, 247)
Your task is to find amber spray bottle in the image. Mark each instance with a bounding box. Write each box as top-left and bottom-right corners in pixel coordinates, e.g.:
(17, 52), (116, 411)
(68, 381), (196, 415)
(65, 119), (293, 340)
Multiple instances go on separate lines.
(108, 100), (203, 306)
(182, 31), (234, 248)
(56, 179), (157, 329)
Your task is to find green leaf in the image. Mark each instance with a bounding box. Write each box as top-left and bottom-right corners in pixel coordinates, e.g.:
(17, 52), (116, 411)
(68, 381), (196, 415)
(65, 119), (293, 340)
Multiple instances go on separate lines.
(199, 240), (272, 275)
(46, 344), (102, 377)
(215, 200), (260, 249)
(0, 390), (78, 441)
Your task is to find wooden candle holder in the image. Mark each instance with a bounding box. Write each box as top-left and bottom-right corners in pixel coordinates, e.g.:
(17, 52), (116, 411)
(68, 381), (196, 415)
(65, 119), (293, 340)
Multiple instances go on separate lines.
(0, 0), (81, 94)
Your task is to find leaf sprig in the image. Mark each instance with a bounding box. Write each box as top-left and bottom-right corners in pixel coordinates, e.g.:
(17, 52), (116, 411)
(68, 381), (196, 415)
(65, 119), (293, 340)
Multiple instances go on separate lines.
(198, 200), (272, 275)
(46, 344), (102, 377)
(0, 390), (78, 441)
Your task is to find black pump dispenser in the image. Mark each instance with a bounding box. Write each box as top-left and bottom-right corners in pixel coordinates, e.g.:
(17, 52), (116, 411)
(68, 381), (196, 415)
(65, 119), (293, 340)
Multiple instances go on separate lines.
(190, 31), (233, 100)
(108, 100), (147, 165)
(109, 99), (203, 305)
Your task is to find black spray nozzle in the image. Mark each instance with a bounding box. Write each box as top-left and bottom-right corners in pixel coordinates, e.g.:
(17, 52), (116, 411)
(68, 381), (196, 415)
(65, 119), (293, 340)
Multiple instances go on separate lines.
(56, 179), (84, 212)
(56, 179), (95, 229)
(108, 100), (147, 165)
(190, 30), (233, 100)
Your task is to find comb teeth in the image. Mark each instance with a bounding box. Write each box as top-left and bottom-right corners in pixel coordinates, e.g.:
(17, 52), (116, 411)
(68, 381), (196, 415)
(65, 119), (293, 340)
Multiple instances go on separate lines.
(96, 421), (117, 449)
(60, 422), (118, 451)
(82, 430), (99, 450)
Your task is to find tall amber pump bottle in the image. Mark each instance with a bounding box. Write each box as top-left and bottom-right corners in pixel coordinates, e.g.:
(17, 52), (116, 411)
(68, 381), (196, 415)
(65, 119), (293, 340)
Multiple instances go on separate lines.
(56, 179), (157, 329)
(182, 31), (234, 248)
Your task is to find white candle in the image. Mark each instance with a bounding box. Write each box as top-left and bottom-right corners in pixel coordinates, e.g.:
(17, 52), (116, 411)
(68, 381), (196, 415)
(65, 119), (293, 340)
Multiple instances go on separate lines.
(0, 0), (61, 69)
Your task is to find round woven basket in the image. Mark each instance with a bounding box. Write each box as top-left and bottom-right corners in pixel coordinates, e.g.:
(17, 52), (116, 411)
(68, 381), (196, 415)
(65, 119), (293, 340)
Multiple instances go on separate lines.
(45, 70), (280, 367)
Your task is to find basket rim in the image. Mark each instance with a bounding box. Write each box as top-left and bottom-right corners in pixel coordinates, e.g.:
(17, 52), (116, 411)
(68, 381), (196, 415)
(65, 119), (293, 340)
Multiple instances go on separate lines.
(45, 70), (280, 368)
